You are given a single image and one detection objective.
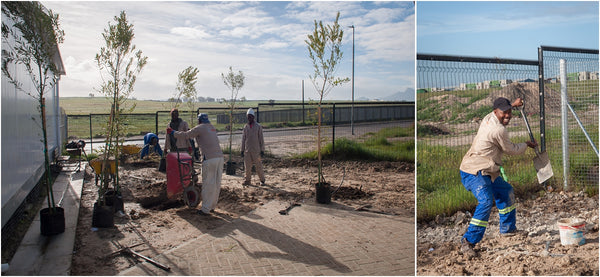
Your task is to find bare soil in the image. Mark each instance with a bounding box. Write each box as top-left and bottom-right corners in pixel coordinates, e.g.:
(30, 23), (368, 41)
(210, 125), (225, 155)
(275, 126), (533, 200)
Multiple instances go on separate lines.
(417, 191), (599, 276)
(71, 153), (414, 275)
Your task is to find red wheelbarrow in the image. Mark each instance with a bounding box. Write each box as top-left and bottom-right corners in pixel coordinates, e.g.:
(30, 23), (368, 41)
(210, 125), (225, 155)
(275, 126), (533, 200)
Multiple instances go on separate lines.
(166, 142), (201, 208)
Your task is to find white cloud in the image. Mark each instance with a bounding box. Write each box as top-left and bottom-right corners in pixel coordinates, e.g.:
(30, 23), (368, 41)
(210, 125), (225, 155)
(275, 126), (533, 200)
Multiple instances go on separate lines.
(260, 40), (289, 50)
(170, 26), (212, 40)
(41, 1), (414, 100)
(357, 14), (415, 63)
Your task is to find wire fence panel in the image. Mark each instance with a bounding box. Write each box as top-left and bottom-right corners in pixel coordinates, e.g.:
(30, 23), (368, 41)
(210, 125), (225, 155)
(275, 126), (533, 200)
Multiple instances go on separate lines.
(416, 54), (543, 219)
(417, 55), (539, 151)
(540, 46), (599, 190)
(66, 102), (414, 160)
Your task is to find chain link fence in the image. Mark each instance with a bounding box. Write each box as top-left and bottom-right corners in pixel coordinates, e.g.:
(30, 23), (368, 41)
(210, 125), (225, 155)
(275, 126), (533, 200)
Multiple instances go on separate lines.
(417, 48), (599, 220)
(417, 53), (557, 220)
(540, 46), (599, 190)
(417, 54), (539, 149)
(66, 102), (414, 160)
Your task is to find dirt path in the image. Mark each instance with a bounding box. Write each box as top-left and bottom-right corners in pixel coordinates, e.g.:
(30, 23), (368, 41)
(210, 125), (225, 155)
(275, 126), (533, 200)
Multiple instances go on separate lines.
(71, 155), (414, 275)
(417, 191), (599, 276)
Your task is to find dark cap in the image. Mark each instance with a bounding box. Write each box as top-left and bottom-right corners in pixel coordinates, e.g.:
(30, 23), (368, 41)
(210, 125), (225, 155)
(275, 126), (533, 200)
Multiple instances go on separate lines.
(493, 97), (512, 111)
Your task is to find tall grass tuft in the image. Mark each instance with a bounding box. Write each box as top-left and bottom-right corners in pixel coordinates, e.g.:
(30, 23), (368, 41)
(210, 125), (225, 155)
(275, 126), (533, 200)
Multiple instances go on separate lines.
(417, 142), (547, 222)
(295, 126), (414, 162)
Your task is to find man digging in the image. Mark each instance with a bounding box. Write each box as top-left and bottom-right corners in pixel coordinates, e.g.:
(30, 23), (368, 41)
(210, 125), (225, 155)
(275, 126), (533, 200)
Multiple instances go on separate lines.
(168, 113), (224, 216)
(459, 97), (537, 258)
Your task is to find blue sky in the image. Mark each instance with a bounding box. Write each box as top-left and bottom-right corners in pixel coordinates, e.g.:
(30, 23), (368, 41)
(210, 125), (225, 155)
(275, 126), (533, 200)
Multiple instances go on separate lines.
(42, 1), (415, 101)
(417, 1), (599, 60)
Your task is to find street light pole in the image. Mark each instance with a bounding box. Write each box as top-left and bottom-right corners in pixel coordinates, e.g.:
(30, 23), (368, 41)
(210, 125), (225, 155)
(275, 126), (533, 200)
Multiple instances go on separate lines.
(349, 25), (355, 135)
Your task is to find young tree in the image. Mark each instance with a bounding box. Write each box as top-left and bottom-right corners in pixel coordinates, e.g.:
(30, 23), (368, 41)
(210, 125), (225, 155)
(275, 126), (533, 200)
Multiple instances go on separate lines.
(95, 11), (147, 200)
(305, 11), (349, 185)
(2, 1), (65, 212)
(172, 66), (200, 123)
(221, 66), (245, 163)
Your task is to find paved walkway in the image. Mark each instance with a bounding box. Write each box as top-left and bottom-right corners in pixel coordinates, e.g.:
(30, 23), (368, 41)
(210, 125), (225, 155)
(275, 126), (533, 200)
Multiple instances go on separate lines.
(119, 201), (414, 276)
(5, 161), (415, 276)
(6, 162), (84, 275)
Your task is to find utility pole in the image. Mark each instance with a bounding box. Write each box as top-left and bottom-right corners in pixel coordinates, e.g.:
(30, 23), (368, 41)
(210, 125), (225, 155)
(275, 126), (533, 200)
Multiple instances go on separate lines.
(349, 25), (355, 135)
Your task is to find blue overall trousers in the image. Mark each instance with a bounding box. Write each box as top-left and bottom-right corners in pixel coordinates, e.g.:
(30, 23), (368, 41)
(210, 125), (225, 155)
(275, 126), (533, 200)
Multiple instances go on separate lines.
(460, 170), (516, 245)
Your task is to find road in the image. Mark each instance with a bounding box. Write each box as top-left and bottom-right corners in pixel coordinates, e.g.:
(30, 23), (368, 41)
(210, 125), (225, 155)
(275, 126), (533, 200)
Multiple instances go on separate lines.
(77, 120), (413, 157)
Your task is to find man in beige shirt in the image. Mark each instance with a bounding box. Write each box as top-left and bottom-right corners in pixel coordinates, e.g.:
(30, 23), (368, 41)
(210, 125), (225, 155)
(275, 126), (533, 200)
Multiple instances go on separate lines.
(241, 108), (266, 186)
(169, 113), (223, 216)
(459, 97), (537, 257)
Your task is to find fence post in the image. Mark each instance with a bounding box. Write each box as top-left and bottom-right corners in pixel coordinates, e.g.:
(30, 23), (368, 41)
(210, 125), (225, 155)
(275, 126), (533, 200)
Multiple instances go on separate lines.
(332, 103), (336, 155)
(560, 59), (569, 190)
(302, 80), (305, 124)
(538, 47), (547, 152)
(155, 111), (159, 135)
(89, 114), (93, 154)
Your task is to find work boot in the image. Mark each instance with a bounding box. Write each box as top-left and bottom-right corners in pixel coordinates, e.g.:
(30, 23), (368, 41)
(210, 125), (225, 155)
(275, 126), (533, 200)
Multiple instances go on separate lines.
(500, 229), (524, 237)
(197, 210), (211, 216)
(500, 231), (516, 237)
(460, 238), (477, 258)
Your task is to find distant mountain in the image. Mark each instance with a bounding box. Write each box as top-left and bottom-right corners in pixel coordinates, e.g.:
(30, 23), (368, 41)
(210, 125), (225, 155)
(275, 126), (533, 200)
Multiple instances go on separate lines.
(383, 88), (415, 101)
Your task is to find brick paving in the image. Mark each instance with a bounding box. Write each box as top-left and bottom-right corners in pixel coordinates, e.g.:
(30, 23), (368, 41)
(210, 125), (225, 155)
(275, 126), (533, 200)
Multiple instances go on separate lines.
(119, 200), (414, 276)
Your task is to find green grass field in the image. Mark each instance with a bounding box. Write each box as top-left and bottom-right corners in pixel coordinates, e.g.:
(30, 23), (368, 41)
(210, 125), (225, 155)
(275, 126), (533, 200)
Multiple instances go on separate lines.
(62, 97), (310, 138)
(60, 97), (283, 115)
(417, 125), (599, 222)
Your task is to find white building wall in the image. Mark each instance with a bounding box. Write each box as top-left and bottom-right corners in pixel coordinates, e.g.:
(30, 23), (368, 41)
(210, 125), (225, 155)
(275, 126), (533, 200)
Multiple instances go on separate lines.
(1, 12), (63, 228)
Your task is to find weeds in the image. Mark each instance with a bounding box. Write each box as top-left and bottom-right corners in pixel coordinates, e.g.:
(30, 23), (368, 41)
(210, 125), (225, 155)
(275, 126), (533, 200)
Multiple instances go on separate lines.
(295, 126), (414, 162)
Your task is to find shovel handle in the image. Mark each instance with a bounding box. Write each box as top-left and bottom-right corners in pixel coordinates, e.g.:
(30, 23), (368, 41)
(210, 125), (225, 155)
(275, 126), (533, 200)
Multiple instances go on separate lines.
(126, 248), (171, 272)
(518, 107), (541, 155)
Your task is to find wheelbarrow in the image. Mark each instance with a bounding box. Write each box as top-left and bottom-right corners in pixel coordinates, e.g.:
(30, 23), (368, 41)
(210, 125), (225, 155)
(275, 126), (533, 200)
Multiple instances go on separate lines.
(120, 144), (141, 155)
(166, 133), (200, 208)
(90, 158), (116, 187)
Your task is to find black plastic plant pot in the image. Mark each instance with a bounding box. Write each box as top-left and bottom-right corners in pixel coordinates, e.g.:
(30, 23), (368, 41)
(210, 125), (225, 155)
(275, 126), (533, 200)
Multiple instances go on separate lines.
(40, 207), (65, 236)
(158, 157), (166, 172)
(226, 161), (236, 175)
(92, 202), (114, 228)
(315, 182), (332, 204)
(104, 189), (124, 213)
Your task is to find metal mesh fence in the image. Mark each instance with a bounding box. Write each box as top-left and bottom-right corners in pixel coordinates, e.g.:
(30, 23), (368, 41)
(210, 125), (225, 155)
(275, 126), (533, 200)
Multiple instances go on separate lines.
(417, 49), (599, 205)
(66, 102), (414, 160)
(540, 46), (599, 190)
(417, 55), (539, 150)
(416, 54), (552, 220)
(255, 102), (414, 158)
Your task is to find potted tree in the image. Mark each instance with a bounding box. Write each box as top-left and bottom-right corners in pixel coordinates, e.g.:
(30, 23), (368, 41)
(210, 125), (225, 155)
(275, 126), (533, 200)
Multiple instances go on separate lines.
(305, 11), (349, 203)
(2, 1), (66, 235)
(170, 66), (200, 161)
(93, 10), (147, 226)
(221, 66), (245, 175)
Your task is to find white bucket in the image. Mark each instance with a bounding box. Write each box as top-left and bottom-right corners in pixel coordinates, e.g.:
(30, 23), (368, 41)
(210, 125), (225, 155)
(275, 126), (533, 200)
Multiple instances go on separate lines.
(557, 218), (586, 246)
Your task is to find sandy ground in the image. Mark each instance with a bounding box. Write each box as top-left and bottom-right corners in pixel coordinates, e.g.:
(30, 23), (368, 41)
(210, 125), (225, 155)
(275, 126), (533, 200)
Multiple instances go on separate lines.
(71, 153), (414, 275)
(417, 191), (599, 276)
